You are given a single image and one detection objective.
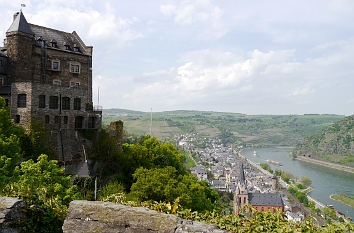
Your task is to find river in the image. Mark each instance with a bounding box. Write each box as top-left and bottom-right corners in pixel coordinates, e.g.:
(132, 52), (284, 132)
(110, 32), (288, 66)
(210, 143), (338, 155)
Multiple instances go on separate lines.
(242, 147), (354, 220)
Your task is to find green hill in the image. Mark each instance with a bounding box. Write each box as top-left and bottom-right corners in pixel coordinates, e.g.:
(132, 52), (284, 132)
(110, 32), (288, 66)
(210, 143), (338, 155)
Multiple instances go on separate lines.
(293, 115), (354, 167)
(103, 109), (345, 147)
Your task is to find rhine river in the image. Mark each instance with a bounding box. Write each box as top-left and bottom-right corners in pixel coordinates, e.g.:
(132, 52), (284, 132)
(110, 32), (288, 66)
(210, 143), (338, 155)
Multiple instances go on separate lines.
(243, 147), (354, 220)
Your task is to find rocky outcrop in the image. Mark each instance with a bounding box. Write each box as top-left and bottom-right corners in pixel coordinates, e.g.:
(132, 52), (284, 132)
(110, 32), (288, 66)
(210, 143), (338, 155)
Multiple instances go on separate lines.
(63, 200), (227, 233)
(0, 197), (26, 233)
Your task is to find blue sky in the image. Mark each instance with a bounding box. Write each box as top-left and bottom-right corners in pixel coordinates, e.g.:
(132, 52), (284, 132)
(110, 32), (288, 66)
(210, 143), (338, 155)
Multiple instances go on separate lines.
(1, 0), (353, 115)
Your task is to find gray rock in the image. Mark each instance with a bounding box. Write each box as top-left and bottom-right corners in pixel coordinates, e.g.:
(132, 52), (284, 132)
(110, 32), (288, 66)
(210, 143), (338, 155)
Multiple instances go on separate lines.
(0, 196), (26, 233)
(63, 200), (228, 233)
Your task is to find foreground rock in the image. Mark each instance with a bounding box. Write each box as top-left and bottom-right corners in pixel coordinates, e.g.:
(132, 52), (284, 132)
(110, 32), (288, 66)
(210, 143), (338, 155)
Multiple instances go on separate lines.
(0, 196), (26, 233)
(63, 200), (227, 233)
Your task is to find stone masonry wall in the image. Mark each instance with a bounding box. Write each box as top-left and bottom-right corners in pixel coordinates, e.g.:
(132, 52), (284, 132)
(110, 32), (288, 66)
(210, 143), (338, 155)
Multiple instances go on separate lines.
(63, 200), (227, 233)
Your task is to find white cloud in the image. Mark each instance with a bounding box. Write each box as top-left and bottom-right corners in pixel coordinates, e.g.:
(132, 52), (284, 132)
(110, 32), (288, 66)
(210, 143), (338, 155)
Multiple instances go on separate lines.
(289, 87), (315, 96)
(160, 0), (226, 38)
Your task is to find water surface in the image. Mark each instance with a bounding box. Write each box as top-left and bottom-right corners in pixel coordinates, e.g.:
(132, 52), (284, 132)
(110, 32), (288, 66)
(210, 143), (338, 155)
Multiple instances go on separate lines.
(243, 147), (354, 220)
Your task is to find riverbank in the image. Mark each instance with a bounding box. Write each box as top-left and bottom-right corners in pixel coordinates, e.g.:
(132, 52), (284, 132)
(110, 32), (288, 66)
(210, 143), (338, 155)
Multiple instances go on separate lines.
(330, 194), (354, 209)
(295, 156), (354, 174)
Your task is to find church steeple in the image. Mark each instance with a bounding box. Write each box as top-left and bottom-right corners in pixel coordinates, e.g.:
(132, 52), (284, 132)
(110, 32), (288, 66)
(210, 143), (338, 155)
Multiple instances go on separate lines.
(7, 11), (34, 35)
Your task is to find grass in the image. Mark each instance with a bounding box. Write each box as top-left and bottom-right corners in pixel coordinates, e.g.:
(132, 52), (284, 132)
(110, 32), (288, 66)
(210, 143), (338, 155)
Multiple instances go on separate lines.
(331, 194), (354, 208)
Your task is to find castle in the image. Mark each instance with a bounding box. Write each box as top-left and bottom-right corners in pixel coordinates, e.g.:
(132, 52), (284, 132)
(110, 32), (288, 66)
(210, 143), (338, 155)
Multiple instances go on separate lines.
(233, 163), (284, 214)
(0, 11), (101, 169)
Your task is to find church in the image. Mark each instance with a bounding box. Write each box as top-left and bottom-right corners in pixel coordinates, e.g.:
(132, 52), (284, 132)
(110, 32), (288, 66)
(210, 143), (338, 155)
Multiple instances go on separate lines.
(233, 163), (284, 214)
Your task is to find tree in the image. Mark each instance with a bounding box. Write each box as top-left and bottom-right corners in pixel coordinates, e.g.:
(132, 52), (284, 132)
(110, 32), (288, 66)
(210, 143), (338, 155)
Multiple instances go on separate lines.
(130, 166), (218, 212)
(299, 176), (312, 187)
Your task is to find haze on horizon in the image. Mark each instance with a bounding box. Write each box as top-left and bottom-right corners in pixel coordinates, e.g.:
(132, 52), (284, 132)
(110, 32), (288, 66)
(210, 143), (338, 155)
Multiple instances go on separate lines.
(1, 0), (353, 115)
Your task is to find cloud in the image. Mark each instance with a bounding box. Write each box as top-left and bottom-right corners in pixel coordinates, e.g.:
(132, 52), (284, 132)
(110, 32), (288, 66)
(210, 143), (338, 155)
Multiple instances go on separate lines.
(121, 38), (354, 113)
(160, 0), (226, 38)
(289, 87), (315, 96)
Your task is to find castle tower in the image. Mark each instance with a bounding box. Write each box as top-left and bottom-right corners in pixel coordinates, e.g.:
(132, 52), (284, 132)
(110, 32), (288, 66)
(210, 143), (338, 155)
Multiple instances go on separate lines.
(6, 11), (35, 82)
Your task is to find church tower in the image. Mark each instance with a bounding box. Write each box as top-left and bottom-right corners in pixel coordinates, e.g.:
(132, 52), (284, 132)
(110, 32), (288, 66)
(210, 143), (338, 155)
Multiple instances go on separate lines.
(233, 163), (248, 215)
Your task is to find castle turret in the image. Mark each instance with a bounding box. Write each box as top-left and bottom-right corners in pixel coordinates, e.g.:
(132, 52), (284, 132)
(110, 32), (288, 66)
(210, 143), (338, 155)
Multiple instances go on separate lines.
(6, 11), (35, 82)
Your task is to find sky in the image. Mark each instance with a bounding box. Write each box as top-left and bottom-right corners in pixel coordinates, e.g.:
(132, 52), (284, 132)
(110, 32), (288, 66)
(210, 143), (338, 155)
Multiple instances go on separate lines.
(0, 0), (354, 115)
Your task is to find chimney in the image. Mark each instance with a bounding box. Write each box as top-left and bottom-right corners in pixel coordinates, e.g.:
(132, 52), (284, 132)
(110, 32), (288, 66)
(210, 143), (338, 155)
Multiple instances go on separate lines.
(13, 12), (19, 21)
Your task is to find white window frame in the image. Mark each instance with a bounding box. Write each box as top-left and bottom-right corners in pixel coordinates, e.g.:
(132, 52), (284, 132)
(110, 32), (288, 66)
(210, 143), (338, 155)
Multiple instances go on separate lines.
(52, 60), (60, 71)
(53, 80), (61, 86)
(70, 62), (80, 74)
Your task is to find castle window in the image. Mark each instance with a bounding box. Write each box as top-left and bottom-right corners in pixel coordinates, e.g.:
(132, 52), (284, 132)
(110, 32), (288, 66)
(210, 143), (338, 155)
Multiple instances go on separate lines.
(45, 115), (49, 124)
(75, 116), (83, 129)
(52, 61), (60, 71)
(49, 96), (58, 109)
(0, 77), (3, 86)
(15, 115), (20, 123)
(53, 80), (61, 86)
(50, 40), (57, 48)
(17, 94), (26, 108)
(65, 44), (71, 50)
(54, 116), (60, 124)
(70, 64), (80, 73)
(74, 98), (81, 110)
(63, 116), (68, 124)
(88, 117), (95, 128)
(74, 44), (80, 52)
(62, 97), (70, 110)
(39, 95), (45, 108)
(70, 81), (80, 88)
(5, 99), (9, 107)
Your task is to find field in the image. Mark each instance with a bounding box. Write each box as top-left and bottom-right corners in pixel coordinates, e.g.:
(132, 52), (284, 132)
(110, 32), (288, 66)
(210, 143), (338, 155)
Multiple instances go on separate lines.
(103, 109), (345, 146)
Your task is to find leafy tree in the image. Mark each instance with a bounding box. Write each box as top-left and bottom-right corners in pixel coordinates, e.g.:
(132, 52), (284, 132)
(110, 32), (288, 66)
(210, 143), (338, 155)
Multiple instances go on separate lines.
(3, 154), (80, 233)
(130, 166), (218, 212)
(299, 176), (312, 187)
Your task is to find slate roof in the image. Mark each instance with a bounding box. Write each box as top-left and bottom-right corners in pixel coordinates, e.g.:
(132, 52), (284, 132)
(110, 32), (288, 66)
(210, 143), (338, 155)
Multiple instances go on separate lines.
(239, 163), (245, 183)
(7, 11), (90, 56)
(248, 193), (284, 207)
(7, 11), (34, 35)
(29, 24), (90, 55)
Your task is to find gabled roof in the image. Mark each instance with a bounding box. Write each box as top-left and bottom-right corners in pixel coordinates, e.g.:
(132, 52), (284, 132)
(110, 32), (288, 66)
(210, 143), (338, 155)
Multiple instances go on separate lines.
(29, 24), (90, 55)
(7, 11), (34, 35)
(248, 193), (284, 207)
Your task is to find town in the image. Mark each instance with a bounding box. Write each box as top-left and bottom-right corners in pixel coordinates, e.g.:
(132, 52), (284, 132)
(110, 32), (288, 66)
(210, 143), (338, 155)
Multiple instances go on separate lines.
(176, 133), (309, 222)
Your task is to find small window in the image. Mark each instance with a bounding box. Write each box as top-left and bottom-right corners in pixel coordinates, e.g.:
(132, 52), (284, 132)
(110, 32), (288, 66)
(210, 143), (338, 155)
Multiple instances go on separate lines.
(63, 116), (68, 124)
(0, 77), (3, 86)
(70, 64), (80, 73)
(75, 116), (83, 129)
(5, 99), (9, 107)
(65, 44), (71, 50)
(52, 61), (59, 70)
(53, 80), (61, 86)
(15, 115), (20, 123)
(74, 44), (80, 52)
(49, 96), (58, 109)
(74, 98), (81, 110)
(17, 94), (26, 107)
(62, 97), (70, 110)
(54, 116), (60, 124)
(70, 81), (80, 88)
(45, 115), (50, 124)
(50, 40), (57, 48)
(88, 117), (95, 128)
(39, 95), (45, 108)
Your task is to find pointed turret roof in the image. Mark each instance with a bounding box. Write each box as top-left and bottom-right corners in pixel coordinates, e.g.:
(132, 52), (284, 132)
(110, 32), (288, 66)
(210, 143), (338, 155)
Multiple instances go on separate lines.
(7, 11), (34, 35)
(239, 163), (245, 183)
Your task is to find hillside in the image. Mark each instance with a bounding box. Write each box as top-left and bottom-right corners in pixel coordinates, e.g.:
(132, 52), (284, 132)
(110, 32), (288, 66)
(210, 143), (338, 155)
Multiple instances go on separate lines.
(293, 115), (354, 167)
(103, 109), (345, 146)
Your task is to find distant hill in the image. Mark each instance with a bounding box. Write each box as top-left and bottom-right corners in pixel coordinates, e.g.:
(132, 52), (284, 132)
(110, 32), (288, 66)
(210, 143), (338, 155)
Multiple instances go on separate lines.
(293, 115), (354, 167)
(103, 109), (345, 147)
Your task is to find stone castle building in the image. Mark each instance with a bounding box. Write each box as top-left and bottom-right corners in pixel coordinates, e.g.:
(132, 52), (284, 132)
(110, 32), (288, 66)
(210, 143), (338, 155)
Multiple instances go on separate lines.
(233, 164), (284, 214)
(0, 11), (101, 168)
